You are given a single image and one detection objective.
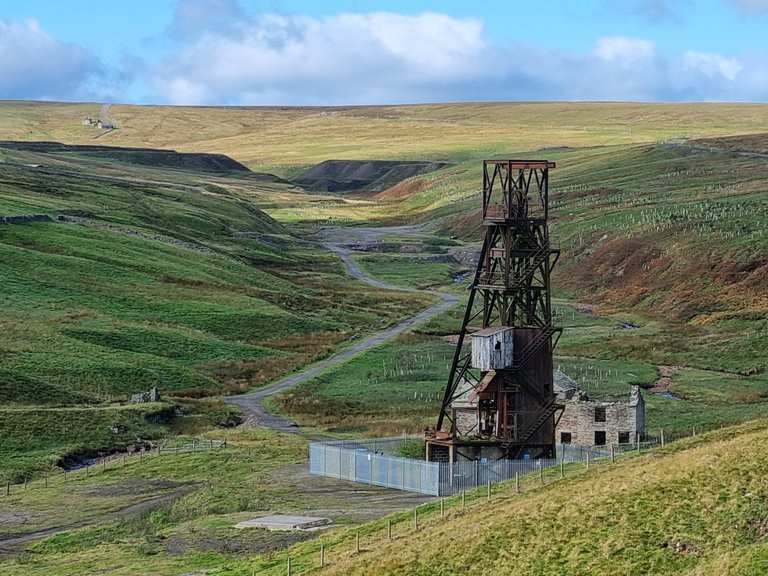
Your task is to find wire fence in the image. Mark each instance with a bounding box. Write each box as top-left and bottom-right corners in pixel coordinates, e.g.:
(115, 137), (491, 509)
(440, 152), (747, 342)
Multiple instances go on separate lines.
(309, 429), (704, 497)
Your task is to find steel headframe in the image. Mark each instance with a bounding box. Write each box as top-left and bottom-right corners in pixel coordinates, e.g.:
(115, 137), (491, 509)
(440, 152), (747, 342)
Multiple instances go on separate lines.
(435, 160), (562, 444)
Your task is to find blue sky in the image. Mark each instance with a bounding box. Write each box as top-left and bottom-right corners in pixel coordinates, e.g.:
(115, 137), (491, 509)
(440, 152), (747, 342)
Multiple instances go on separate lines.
(1, 0), (767, 104)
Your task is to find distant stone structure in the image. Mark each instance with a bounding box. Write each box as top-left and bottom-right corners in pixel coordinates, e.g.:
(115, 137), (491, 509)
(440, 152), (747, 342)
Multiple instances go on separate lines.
(554, 370), (645, 446)
(82, 105), (118, 130)
(82, 117), (116, 130)
(130, 387), (160, 404)
(449, 369), (645, 447)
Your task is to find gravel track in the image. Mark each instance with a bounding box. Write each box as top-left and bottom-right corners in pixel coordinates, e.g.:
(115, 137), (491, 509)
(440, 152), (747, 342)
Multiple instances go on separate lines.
(225, 227), (459, 431)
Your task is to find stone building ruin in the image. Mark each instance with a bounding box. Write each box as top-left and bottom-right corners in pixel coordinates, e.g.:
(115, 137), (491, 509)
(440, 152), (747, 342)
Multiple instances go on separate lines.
(449, 369), (645, 448)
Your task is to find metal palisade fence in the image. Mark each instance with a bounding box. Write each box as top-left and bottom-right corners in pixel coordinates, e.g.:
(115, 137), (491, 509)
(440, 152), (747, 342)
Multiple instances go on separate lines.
(309, 435), (659, 496)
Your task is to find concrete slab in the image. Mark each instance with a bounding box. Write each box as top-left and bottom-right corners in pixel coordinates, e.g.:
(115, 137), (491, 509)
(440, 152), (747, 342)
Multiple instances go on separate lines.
(235, 515), (332, 531)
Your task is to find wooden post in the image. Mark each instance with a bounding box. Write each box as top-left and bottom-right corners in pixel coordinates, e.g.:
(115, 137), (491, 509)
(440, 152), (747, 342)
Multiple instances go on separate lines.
(586, 451), (590, 470)
(413, 507), (418, 529)
(387, 518), (392, 540)
(610, 444), (615, 463)
(24, 478), (28, 490)
(539, 461), (544, 485)
(636, 433), (641, 453)
(515, 471), (520, 493)
(356, 530), (361, 553)
(560, 459), (564, 479)
(440, 498), (444, 517)
(461, 490), (466, 507)
(486, 479), (491, 500)
(661, 428), (665, 448)
(287, 556), (291, 576)
(692, 426), (697, 437)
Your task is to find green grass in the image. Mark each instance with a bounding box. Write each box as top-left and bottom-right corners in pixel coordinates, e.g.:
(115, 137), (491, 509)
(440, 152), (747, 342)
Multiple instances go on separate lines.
(0, 428), (314, 575)
(235, 420), (768, 576)
(0, 404), (172, 483)
(353, 252), (463, 290)
(275, 333), (454, 435)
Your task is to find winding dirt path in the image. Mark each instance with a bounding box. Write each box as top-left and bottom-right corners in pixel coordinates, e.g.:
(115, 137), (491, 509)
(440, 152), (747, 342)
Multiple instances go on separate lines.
(225, 227), (459, 431)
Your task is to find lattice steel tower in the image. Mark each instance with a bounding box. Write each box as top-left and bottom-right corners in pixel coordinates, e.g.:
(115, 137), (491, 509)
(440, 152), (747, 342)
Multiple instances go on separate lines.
(426, 160), (563, 462)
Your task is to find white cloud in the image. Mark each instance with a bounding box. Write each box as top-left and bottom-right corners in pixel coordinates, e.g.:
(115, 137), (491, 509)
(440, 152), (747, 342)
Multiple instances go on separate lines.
(150, 11), (490, 105)
(594, 36), (656, 65)
(683, 51), (743, 81)
(0, 19), (99, 100)
(146, 9), (768, 106)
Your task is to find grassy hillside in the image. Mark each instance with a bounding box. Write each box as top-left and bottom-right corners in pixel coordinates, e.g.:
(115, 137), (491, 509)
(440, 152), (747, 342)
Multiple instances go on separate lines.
(0, 142), (431, 478)
(256, 421), (768, 576)
(4, 101), (768, 171)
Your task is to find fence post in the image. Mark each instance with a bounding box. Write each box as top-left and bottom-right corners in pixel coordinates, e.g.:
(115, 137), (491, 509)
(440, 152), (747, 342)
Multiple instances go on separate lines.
(487, 479), (491, 500)
(560, 459), (564, 479)
(440, 498), (445, 517)
(413, 507), (418, 530)
(515, 471), (520, 493)
(462, 490), (466, 507)
(474, 460), (479, 487)
(387, 518), (392, 540)
(539, 461), (544, 485)
(356, 530), (361, 553)
(692, 426), (697, 437)
(320, 542), (325, 567)
(287, 556), (291, 576)
(636, 432), (641, 453)
(586, 451), (590, 470)
(661, 428), (665, 448)
(611, 444), (615, 463)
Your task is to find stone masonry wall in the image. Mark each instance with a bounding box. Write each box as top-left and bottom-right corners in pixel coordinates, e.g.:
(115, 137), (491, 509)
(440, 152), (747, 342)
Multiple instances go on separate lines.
(556, 397), (642, 446)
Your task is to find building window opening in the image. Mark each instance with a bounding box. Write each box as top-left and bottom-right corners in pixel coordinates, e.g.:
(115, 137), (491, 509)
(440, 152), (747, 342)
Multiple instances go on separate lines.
(560, 432), (572, 444)
(618, 431), (630, 444)
(594, 406), (606, 422)
(494, 341), (501, 350)
(594, 431), (606, 446)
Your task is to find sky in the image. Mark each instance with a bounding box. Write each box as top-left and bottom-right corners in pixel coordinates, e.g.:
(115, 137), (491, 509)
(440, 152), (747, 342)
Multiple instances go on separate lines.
(1, 0), (767, 105)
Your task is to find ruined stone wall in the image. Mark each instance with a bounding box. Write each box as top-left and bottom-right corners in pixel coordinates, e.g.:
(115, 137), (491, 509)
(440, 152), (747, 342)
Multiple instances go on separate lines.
(555, 396), (642, 446)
